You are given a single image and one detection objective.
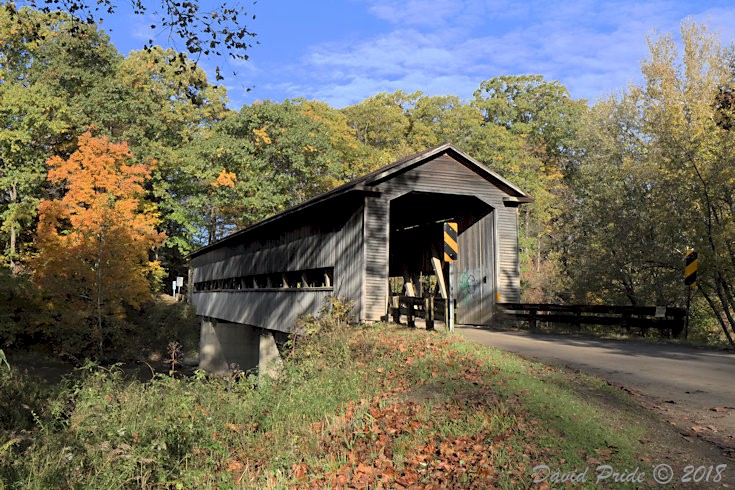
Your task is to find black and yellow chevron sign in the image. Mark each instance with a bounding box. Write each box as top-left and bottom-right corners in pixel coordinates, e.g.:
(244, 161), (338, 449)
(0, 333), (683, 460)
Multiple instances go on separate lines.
(444, 221), (458, 262)
(685, 249), (698, 287)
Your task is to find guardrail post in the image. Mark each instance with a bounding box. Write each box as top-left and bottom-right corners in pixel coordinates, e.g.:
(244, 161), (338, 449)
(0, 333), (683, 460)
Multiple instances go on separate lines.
(425, 297), (434, 331)
(407, 298), (415, 328)
(622, 311), (631, 334)
(391, 296), (400, 324)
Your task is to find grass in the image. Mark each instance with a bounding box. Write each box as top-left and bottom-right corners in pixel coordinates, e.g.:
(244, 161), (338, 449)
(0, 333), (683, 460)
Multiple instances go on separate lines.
(1, 318), (684, 489)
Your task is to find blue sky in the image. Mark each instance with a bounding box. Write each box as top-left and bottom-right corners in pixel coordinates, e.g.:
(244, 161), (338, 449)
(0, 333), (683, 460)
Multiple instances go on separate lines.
(99, 1), (735, 109)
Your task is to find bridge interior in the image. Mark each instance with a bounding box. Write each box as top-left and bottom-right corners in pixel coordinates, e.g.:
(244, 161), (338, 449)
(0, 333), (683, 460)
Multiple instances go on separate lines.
(388, 191), (494, 326)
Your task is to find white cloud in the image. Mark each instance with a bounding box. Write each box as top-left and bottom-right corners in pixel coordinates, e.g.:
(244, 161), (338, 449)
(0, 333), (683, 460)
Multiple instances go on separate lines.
(308, 30), (461, 76)
(120, 11), (167, 46)
(366, 0), (467, 26)
(690, 7), (735, 41)
(238, 0), (735, 108)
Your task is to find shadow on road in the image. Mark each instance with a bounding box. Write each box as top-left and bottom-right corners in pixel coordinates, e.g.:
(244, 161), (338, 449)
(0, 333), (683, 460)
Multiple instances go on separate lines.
(460, 325), (734, 365)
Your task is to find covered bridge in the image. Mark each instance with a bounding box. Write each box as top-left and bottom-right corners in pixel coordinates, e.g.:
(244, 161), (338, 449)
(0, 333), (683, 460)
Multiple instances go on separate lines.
(189, 144), (532, 373)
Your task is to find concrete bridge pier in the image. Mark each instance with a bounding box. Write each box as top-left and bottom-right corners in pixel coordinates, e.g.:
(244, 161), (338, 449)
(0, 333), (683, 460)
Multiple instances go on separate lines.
(199, 317), (285, 377)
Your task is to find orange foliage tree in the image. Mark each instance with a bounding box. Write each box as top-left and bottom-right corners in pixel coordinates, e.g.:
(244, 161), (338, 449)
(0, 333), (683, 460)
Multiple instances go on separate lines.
(34, 132), (165, 351)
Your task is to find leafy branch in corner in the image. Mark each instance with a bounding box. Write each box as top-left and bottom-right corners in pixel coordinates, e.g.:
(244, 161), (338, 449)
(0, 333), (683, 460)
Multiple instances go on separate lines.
(17, 0), (257, 80)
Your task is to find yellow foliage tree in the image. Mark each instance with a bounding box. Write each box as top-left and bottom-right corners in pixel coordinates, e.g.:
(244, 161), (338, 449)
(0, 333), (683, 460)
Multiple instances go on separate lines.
(640, 22), (735, 345)
(33, 132), (165, 352)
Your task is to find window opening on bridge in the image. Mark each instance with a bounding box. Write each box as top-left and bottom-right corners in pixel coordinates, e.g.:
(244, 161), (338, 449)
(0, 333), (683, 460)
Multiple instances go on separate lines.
(194, 267), (334, 292)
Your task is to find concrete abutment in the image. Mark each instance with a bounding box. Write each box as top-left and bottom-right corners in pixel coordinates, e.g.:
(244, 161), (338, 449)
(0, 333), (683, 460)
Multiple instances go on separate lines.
(198, 317), (285, 376)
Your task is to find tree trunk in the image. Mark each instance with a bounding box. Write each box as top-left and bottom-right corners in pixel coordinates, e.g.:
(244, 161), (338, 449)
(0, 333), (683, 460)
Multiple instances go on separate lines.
(699, 285), (735, 347)
(96, 231), (107, 356)
(713, 275), (735, 346)
(96, 254), (103, 355)
(8, 182), (17, 273)
(9, 222), (16, 272)
(536, 234), (541, 273)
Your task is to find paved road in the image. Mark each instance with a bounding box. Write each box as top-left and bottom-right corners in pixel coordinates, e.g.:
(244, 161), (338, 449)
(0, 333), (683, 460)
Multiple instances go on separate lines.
(457, 327), (735, 454)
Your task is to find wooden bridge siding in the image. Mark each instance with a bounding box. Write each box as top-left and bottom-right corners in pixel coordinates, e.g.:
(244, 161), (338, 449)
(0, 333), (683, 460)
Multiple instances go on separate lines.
(191, 290), (334, 334)
(363, 195), (390, 321)
(190, 197), (365, 283)
(496, 208), (520, 303)
(191, 218), (333, 266)
(369, 153), (521, 306)
(333, 204), (365, 321)
(191, 232), (337, 283)
(191, 199), (365, 331)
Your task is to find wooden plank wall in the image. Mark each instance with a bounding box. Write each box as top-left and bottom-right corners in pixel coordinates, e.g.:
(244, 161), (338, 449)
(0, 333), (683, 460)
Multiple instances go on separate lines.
(191, 235), (335, 283)
(452, 213), (494, 324)
(496, 207), (520, 302)
(190, 197), (366, 330)
(192, 290), (334, 334)
(370, 154), (522, 306)
(334, 205), (365, 320)
(363, 195), (390, 321)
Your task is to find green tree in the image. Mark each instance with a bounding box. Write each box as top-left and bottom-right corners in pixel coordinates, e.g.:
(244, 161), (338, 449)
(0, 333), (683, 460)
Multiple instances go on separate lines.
(564, 21), (735, 345)
(225, 100), (341, 206)
(16, 0), (257, 80)
(342, 90), (422, 163)
(0, 6), (73, 270)
(474, 75), (585, 177)
(112, 47), (229, 261)
(639, 21), (735, 344)
(406, 94), (485, 150)
(474, 76), (586, 299)
(563, 91), (682, 306)
(299, 100), (372, 184)
(173, 100), (348, 245)
(175, 124), (254, 245)
(0, 83), (68, 269)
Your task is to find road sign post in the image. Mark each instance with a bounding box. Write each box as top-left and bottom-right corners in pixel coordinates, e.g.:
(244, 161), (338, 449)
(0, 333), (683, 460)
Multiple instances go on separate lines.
(444, 222), (458, 332)
(685, 250), (698, 288)
(684, 250), (698, 339)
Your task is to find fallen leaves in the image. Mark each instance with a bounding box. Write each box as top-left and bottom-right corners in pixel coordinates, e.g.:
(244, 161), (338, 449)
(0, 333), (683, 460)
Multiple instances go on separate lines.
(690, 425), (717, 433)
(291, 331), (540, 488)
(232, 326), (639, 488)
(291, 462), (308, 483)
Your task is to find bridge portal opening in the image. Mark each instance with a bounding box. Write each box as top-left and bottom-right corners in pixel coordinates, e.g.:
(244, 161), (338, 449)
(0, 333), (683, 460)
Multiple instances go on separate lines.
(388, 191), (495, 327)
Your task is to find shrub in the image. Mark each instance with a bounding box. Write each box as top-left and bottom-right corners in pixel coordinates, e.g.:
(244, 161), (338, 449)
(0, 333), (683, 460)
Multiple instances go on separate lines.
(288, 296), (355, 369)
(0, 268), (52, 350)
(0, 306), (373, 489)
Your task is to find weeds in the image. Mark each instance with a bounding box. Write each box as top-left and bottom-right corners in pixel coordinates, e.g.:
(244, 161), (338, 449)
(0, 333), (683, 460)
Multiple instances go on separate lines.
(1, 314), (678, 488)
(166, 341), (182, 376)
(288, 296), (356, 369)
